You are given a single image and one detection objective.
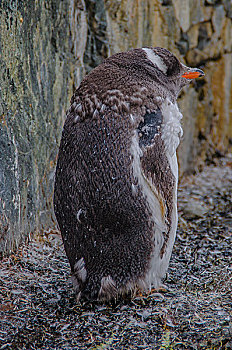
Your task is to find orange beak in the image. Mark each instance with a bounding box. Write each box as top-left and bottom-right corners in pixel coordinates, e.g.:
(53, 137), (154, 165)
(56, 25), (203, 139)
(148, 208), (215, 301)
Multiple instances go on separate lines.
(182, 68), (205, 79)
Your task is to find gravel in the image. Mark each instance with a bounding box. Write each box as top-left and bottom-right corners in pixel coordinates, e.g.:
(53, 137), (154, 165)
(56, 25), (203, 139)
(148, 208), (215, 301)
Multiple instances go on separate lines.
(0, 156), (231, 350)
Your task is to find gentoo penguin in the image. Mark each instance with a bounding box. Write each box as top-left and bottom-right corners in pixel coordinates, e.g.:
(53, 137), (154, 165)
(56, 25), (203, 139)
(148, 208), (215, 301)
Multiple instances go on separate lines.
(54, 47), (204, 301)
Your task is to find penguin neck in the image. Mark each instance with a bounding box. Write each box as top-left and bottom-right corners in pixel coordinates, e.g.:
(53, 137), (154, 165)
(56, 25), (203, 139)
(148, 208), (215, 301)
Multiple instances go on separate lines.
(155, 80), (181, 104)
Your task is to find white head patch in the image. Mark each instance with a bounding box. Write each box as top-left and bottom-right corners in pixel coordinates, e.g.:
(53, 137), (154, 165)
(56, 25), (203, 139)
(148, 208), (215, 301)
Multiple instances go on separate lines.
(142, 48), (168, 74)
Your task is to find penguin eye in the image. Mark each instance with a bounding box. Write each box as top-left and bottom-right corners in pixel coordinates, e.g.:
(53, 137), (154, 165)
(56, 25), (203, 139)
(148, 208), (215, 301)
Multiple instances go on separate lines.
(166, 59), (181, 77)
(166, 66), (175, 76)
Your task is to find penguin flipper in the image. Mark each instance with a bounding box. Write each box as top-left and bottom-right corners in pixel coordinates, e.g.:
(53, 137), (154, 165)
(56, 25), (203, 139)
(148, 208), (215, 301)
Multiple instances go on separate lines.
(136, 108), (176, 253)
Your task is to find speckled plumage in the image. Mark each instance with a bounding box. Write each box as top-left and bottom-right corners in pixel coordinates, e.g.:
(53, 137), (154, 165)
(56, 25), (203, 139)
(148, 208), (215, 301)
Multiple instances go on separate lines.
(54, 47), (204, 301)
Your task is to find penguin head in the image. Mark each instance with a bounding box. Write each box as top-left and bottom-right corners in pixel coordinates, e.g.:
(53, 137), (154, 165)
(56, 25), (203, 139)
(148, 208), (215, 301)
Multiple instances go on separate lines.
(142, 46), (204, 88)
(80, 47), (204, 104)
(103, 47), (204, 99)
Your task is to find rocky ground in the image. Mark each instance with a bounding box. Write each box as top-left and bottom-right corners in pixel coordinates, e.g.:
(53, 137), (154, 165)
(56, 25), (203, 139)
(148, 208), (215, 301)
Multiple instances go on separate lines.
(0, 156), (231, 350)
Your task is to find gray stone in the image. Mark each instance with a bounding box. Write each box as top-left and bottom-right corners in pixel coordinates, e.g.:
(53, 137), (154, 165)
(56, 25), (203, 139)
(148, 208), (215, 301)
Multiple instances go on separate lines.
(212, 5), (226, 38)
(183, 200), (209, 219)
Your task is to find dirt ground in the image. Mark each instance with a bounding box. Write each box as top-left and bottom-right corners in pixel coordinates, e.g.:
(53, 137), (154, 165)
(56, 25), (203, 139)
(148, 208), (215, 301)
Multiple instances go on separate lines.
(0, 156), (231, 350)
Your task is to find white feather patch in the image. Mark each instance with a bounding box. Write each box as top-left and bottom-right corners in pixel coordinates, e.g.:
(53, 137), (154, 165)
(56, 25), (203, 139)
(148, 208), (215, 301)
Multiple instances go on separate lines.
(74, 257), (87, 283)
(142, 48), (168, 74)
(130, 133), (166, 233)
(160, 99), (183, 158)
(98, 275), (117, 299)
(148, 99), (182, 285)
(130, 118), (180, 290)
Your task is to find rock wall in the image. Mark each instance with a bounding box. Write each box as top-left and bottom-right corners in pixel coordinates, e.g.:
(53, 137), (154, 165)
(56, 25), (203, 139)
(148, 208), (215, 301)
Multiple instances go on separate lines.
(0, 0), (87, 254)
(0, 0), (231, 254)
